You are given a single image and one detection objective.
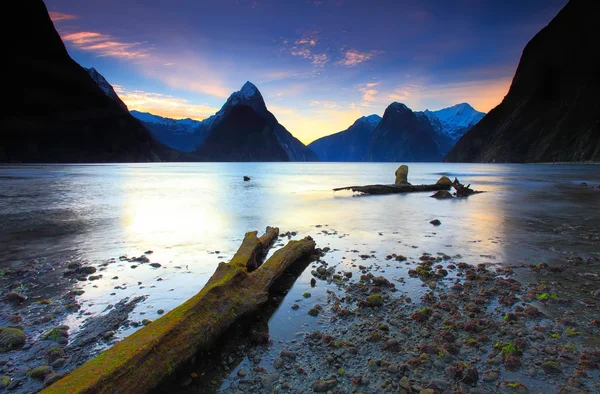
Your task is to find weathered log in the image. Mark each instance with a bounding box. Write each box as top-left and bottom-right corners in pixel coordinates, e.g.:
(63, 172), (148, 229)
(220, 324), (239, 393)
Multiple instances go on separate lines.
(452, 177), (485, 197)
(42, 227), (316, 394)
(333, 183), (450, 195)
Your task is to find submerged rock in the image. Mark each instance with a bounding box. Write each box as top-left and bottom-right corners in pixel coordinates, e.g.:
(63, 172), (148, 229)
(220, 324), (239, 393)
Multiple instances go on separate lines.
(4, 292), (26, 304)
(431, 190), (453, 199)
(243, 176), (251, 181)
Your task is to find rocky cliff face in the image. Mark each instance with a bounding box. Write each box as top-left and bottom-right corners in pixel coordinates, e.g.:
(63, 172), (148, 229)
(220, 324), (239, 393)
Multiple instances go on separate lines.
(308, 115), (381, 161)
(445, 0), (600, 163)
(366, 103), (443, 162)
(1, 0), (172, 163)
(194, 82), (317, 161)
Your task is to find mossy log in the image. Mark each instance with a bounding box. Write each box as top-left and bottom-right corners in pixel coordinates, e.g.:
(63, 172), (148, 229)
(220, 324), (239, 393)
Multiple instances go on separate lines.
(42, 226), (316, 394)
(333, 183), (451, 195)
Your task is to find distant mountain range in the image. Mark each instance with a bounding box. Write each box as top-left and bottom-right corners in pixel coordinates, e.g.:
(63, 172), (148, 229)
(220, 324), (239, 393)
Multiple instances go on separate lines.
(130, 82), (317, 161)
(446, 0), (600, 162)
(308, 102), (484, 162)
(2, 0), (174, 163)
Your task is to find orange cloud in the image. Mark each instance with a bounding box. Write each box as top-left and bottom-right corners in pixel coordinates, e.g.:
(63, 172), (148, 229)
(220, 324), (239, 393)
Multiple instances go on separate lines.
(357, 82), (380, 102)
(62, 31), (150, 59)
(49, 11), (78, 22)
(339, 49), (382, 67)
(114, 86), (219, 120)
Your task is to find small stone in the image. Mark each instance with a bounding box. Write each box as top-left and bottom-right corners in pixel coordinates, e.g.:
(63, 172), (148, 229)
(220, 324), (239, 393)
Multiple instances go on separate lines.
(103, 331), (115, 340)
(541, 361), (562, 374)
(482, 370), (499, 382)
(142, 319), (152, 326)
(237, 368), (247, 377)
(76, 266), (96, 275)
(157, 309), (164, 315)
(150, 263), (162, 268)
(280, 350), (297, 359)
(88, 275), (101, 281)
(27, 366), (53, 380)
(6, 291), (29, 305)
(431, 190), (453, 199)
(312, 379), (337, 392)
(291, 304), (300, 310)
(394, 165), (409, 185)
(436, 176), (452, 186)
(273, 358), (284, 369)
(51, 358), (66, 369)
(430, 219), (442, 226)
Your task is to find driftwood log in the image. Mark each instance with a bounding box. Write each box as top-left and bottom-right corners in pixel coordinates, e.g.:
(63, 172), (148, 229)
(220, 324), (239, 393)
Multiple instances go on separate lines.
(333, 183), (450, 195)
(42, 227), (316, 394)
(451, 177), (485, 197)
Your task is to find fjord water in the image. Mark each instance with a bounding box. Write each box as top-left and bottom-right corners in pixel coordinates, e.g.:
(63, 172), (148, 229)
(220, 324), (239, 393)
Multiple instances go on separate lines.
(0, 163), (598, 353)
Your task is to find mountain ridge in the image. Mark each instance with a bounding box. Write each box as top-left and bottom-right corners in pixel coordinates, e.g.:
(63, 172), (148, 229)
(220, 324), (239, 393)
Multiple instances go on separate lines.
(445, 0), (600, 163)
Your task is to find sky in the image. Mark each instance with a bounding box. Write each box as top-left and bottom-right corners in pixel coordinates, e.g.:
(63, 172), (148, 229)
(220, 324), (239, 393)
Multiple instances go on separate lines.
(46, 0), (567, 144)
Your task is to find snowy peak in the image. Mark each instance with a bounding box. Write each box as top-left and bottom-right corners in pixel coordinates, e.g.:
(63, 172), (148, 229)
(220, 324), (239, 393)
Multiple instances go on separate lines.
(387, 102), (410, 113)
(224, 81), (266, 110)
(85, 67), (128, 111)
(130, 110), (201, 133)
(423, 103), (485, 141)
(361, 114), (382, 125)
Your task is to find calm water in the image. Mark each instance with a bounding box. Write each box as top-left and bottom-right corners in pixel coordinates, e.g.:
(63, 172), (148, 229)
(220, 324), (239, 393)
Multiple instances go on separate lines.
(1, 162), (599, 345)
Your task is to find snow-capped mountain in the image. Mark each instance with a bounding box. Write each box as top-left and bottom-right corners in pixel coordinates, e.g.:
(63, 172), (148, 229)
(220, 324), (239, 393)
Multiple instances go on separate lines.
(130, 111), (209, 152)
(422, 103), (485, 142)
(194, 81), (317, 161)
(84, 68), (128, 111)
(308, 115), (381, 161)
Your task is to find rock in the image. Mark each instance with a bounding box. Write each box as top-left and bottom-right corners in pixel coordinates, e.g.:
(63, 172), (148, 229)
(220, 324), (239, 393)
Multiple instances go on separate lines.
(482, 370), (499, 382)
(436, 176), (452, 186)
(273, 358), (284, 369)
(0, 327), (26, 352)
(431, 190), (453, 199)
(399, 376), (411, 390)
(243, 176), (251, 181)
(88, 275), (101, 281)
(76, 266), (97, 275)
(429, 219), (441, 226)
(291, 304), (300, 310)
(307, 307), (320, 316)
(103, 331), (115, 340)
(365, 294), (383, 307)
(0, 375), (10, 389)
(592, 289), (600, 299)
(142, 319), (152, 326)
(394, 165), (409, 185)
(4, 292), (26, 304)
(28, 366), (53, 380)
(542, 361), (562, 374)
(280, 350), (297, 359)
(43, 373), (63, 388)
(237, 368), (247, 377)
(51, 358), (66, 369)
(157, 309), (165, 315)
(463, 366), (478, 385)
(46, 347), (65, 363)
(312, 379), (337, 392)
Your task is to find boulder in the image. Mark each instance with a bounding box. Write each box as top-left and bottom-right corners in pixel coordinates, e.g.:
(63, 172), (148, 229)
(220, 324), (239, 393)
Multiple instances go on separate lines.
(0, 327), (26, 352)
(431, 190), (453, 199)
(436, 176), (452, 186)
(394, 165), (409, 185)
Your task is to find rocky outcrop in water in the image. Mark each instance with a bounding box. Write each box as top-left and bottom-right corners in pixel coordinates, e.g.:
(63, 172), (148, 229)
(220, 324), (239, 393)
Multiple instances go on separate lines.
(445, 0), (600, 163)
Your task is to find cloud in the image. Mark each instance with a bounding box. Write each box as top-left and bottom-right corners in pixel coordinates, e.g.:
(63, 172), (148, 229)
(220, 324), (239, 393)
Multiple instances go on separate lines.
(61, 31), (151, 59)
(114, 86), (219, 120)
(338, 49), (382, 67)
(49, 11), (78, 22)
(357, 82), (380, 102)
(285, 33), (329, 68)
(309, 100), (341, 109)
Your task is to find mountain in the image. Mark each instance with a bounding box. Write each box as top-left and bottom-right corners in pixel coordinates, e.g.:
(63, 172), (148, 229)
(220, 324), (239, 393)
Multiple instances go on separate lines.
(2, 0), (172, 163)
(130, 111), (209, 152)
(423, 103), (485, 142)
(308, 115), (381, 161)
(445, 0), (600, 163)
(85, 68), (128, 111)
(194, 82), (318, 161)
(366, 103), (444, 162)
